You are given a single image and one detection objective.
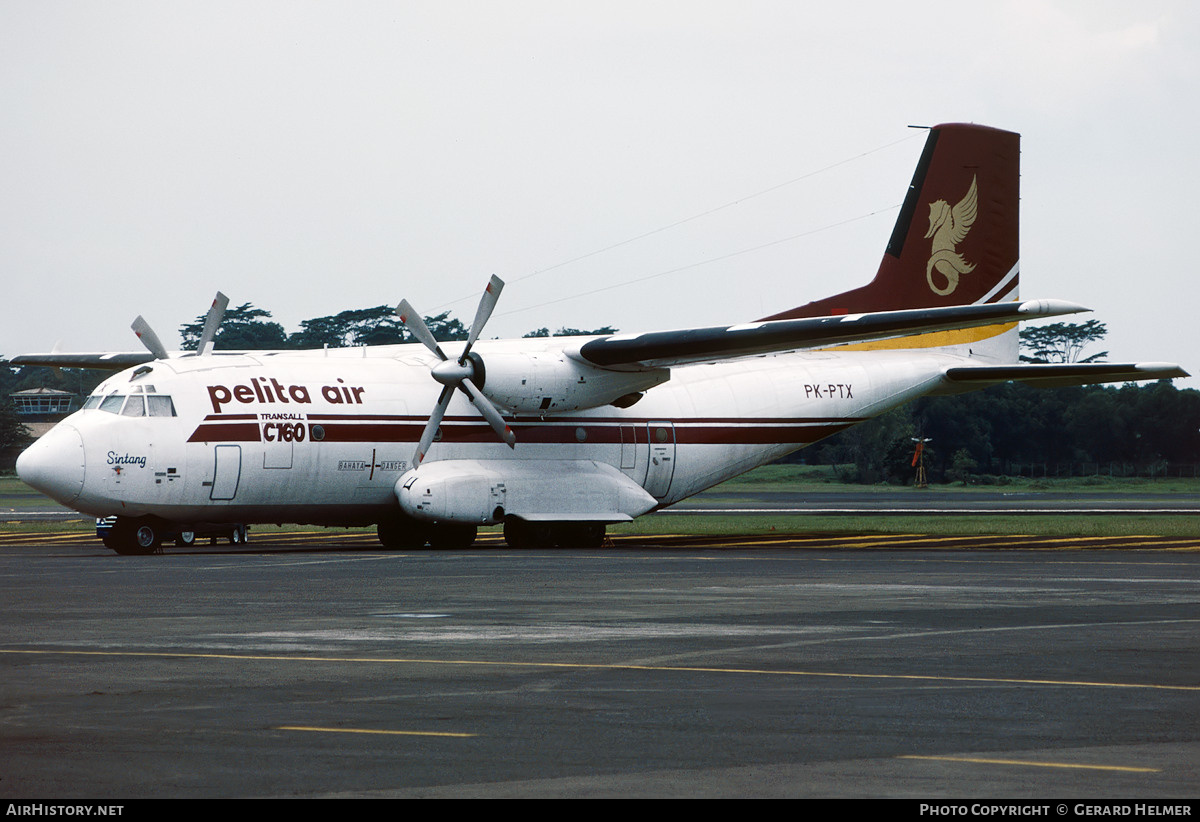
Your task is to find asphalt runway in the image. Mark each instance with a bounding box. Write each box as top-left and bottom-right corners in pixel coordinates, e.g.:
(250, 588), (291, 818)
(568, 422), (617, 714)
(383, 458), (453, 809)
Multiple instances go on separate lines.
(1, 536), (1198, 798)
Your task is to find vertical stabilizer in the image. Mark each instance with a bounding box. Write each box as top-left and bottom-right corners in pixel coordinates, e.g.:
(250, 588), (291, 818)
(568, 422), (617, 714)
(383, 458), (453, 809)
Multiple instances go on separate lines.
(766, 123), (1020, 324)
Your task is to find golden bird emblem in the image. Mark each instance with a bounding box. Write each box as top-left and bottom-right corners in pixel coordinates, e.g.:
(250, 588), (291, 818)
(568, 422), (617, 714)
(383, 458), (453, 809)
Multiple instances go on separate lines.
(924, 174), (978, 295)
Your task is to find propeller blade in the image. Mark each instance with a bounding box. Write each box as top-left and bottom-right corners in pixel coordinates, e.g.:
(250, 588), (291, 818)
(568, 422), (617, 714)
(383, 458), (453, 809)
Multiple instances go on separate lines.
(131, 316), (170, 360)
(413, 384), (455, 466)
(459, 379), (516, 449)
(462, 275), (505, 358)
(195, 292), (229, 356)
(396, 299), (447, 361)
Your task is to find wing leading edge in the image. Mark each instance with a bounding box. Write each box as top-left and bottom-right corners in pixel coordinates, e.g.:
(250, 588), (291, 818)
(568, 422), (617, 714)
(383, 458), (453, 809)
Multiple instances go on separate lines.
(10, 352), (156, 370)
(573, 300), (1089, 369)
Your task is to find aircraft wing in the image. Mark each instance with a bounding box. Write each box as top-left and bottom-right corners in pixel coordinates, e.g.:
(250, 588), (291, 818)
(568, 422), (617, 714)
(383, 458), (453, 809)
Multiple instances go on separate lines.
(942, 362), (1190, 388)
(10, 352), (156, 370)
(573, 299), (1087, 369)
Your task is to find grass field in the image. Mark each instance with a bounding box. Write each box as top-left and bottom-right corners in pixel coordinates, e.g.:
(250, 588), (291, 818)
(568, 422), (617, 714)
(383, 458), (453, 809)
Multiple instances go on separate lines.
(3, 467), (1197, 539)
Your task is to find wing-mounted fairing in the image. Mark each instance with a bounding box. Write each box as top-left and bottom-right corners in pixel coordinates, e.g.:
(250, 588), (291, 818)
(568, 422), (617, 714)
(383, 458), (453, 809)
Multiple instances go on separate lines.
(396, 459), (659, 526)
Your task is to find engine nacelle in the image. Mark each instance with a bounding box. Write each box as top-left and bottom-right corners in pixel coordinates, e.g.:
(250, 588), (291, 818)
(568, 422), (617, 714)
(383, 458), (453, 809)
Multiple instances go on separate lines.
(474, 352), (668, 414)
(395, 459), (659, 525)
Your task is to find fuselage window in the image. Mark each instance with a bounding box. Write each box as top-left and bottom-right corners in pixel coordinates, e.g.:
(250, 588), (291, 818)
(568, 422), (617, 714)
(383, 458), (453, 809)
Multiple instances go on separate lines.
(121, 395), (146, 417)
(147, 396), (176, 417)
(99, 394), (125, 414)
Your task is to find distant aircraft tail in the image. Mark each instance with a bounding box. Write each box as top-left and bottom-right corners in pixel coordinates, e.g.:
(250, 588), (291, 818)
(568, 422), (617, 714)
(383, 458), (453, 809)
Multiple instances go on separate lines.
(764, 123), (1021, 361)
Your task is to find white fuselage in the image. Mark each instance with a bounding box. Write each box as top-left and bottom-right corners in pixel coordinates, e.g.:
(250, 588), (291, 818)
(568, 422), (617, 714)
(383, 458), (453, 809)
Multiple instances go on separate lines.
(21, 339), (966, 525)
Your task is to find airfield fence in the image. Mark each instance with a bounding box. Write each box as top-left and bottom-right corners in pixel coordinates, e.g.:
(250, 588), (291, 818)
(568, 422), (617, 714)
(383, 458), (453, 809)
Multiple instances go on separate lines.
(991, 461), (1200, 479)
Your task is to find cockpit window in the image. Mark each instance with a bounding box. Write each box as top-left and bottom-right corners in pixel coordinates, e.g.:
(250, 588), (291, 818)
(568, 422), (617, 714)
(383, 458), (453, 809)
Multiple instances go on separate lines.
(99, 394), (125, 414)
(121, 396), (146, 417)
(91, 391), (176, 417)
(147, 396), (176, 417)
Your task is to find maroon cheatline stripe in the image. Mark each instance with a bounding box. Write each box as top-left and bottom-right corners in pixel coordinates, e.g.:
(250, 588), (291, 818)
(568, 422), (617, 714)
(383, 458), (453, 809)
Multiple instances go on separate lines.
(186, 418), (854, 445)
(284, 413), (865, 425)
(187, 423), (261, 443)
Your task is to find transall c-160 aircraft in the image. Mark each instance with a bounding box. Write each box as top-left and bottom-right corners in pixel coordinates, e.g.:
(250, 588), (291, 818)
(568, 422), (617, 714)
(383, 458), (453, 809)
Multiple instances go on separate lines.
(14, 123), (1189, 554)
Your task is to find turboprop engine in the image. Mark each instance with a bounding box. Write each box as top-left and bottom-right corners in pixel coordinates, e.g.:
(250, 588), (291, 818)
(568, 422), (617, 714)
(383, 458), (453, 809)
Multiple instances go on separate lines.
(465, 351), (668, 414)
(396, 275), (667, 465)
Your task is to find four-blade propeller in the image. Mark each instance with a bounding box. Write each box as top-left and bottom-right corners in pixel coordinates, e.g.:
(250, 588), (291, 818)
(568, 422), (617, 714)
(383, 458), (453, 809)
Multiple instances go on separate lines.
(397, 275), (515, 466)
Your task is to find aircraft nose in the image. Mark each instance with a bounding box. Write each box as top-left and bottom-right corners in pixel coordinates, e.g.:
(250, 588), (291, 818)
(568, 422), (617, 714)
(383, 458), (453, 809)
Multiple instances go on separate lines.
(16, 423), (86, 506)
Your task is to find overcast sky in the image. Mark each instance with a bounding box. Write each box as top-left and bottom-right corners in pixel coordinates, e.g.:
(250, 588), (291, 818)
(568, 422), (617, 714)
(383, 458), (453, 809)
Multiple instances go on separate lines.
(2, 1), (1196, 387)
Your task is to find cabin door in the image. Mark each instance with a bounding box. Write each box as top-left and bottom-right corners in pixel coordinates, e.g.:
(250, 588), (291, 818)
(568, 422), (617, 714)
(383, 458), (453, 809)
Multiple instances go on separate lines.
(644, 421), (676, 499)
(210, 445), (242, 501)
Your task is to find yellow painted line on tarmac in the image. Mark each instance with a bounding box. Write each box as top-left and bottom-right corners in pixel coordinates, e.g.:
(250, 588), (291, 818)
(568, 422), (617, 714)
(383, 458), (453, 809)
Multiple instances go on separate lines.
(4, 647), (1197, 692)
(277, 725), (474, 738)
(0, 532), (90, 545)
(898, 754), (1159, 773)
(740, 534), (932, 548)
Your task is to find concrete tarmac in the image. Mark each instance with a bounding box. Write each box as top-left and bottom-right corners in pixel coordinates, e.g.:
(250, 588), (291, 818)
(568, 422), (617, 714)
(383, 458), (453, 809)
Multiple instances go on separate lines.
(1, 536), (1198, 798)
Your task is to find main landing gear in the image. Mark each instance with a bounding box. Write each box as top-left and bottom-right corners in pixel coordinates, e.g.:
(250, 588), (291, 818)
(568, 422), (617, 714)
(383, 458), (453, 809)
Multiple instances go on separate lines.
(377, 517), (477, 550)
(502, 519), (606, 549)
(375, 516), (607, 549)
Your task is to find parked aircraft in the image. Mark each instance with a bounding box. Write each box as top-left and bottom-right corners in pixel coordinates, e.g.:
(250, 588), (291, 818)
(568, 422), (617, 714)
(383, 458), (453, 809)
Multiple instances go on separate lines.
(14, 123), (1188, 554)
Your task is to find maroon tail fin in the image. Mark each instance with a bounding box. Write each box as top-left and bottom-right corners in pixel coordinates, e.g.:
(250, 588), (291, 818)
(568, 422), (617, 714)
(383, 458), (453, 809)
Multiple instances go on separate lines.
(764, 123), (1020, 321)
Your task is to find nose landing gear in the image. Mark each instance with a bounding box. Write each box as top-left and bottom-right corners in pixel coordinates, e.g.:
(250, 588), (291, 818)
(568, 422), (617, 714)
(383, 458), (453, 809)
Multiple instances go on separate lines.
(102, 517), (164, 555)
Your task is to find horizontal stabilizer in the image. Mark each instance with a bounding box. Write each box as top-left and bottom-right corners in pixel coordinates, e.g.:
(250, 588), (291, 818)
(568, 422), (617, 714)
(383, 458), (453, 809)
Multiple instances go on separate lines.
(942, 362), (1190, 388)
(575, 300), (1087, 369)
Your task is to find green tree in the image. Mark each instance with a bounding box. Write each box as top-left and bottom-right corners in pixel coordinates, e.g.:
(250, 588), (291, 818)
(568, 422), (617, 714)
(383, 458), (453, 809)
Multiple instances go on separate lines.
(524, 325), (618, 338)
(816, 405), (916, 483)
(180, 303), (287, 351)
(288, 306), (406, 349)
(1020, 320), (1108, 363)
(424, 312), (468, 341)
(947, 448), (979, 484)
(0, 397), (29, 451)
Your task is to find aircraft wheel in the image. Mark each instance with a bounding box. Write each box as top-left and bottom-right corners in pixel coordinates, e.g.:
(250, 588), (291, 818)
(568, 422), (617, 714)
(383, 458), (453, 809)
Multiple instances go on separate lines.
(134, 523), (163, 554)
(503, 518), (532, 548)
(377, 518), (429, 549)
(565, 523), (606, 549)
(428, 523), (477, 550)
(503, 519), (554, 549)
(176, 530), (196, 547)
